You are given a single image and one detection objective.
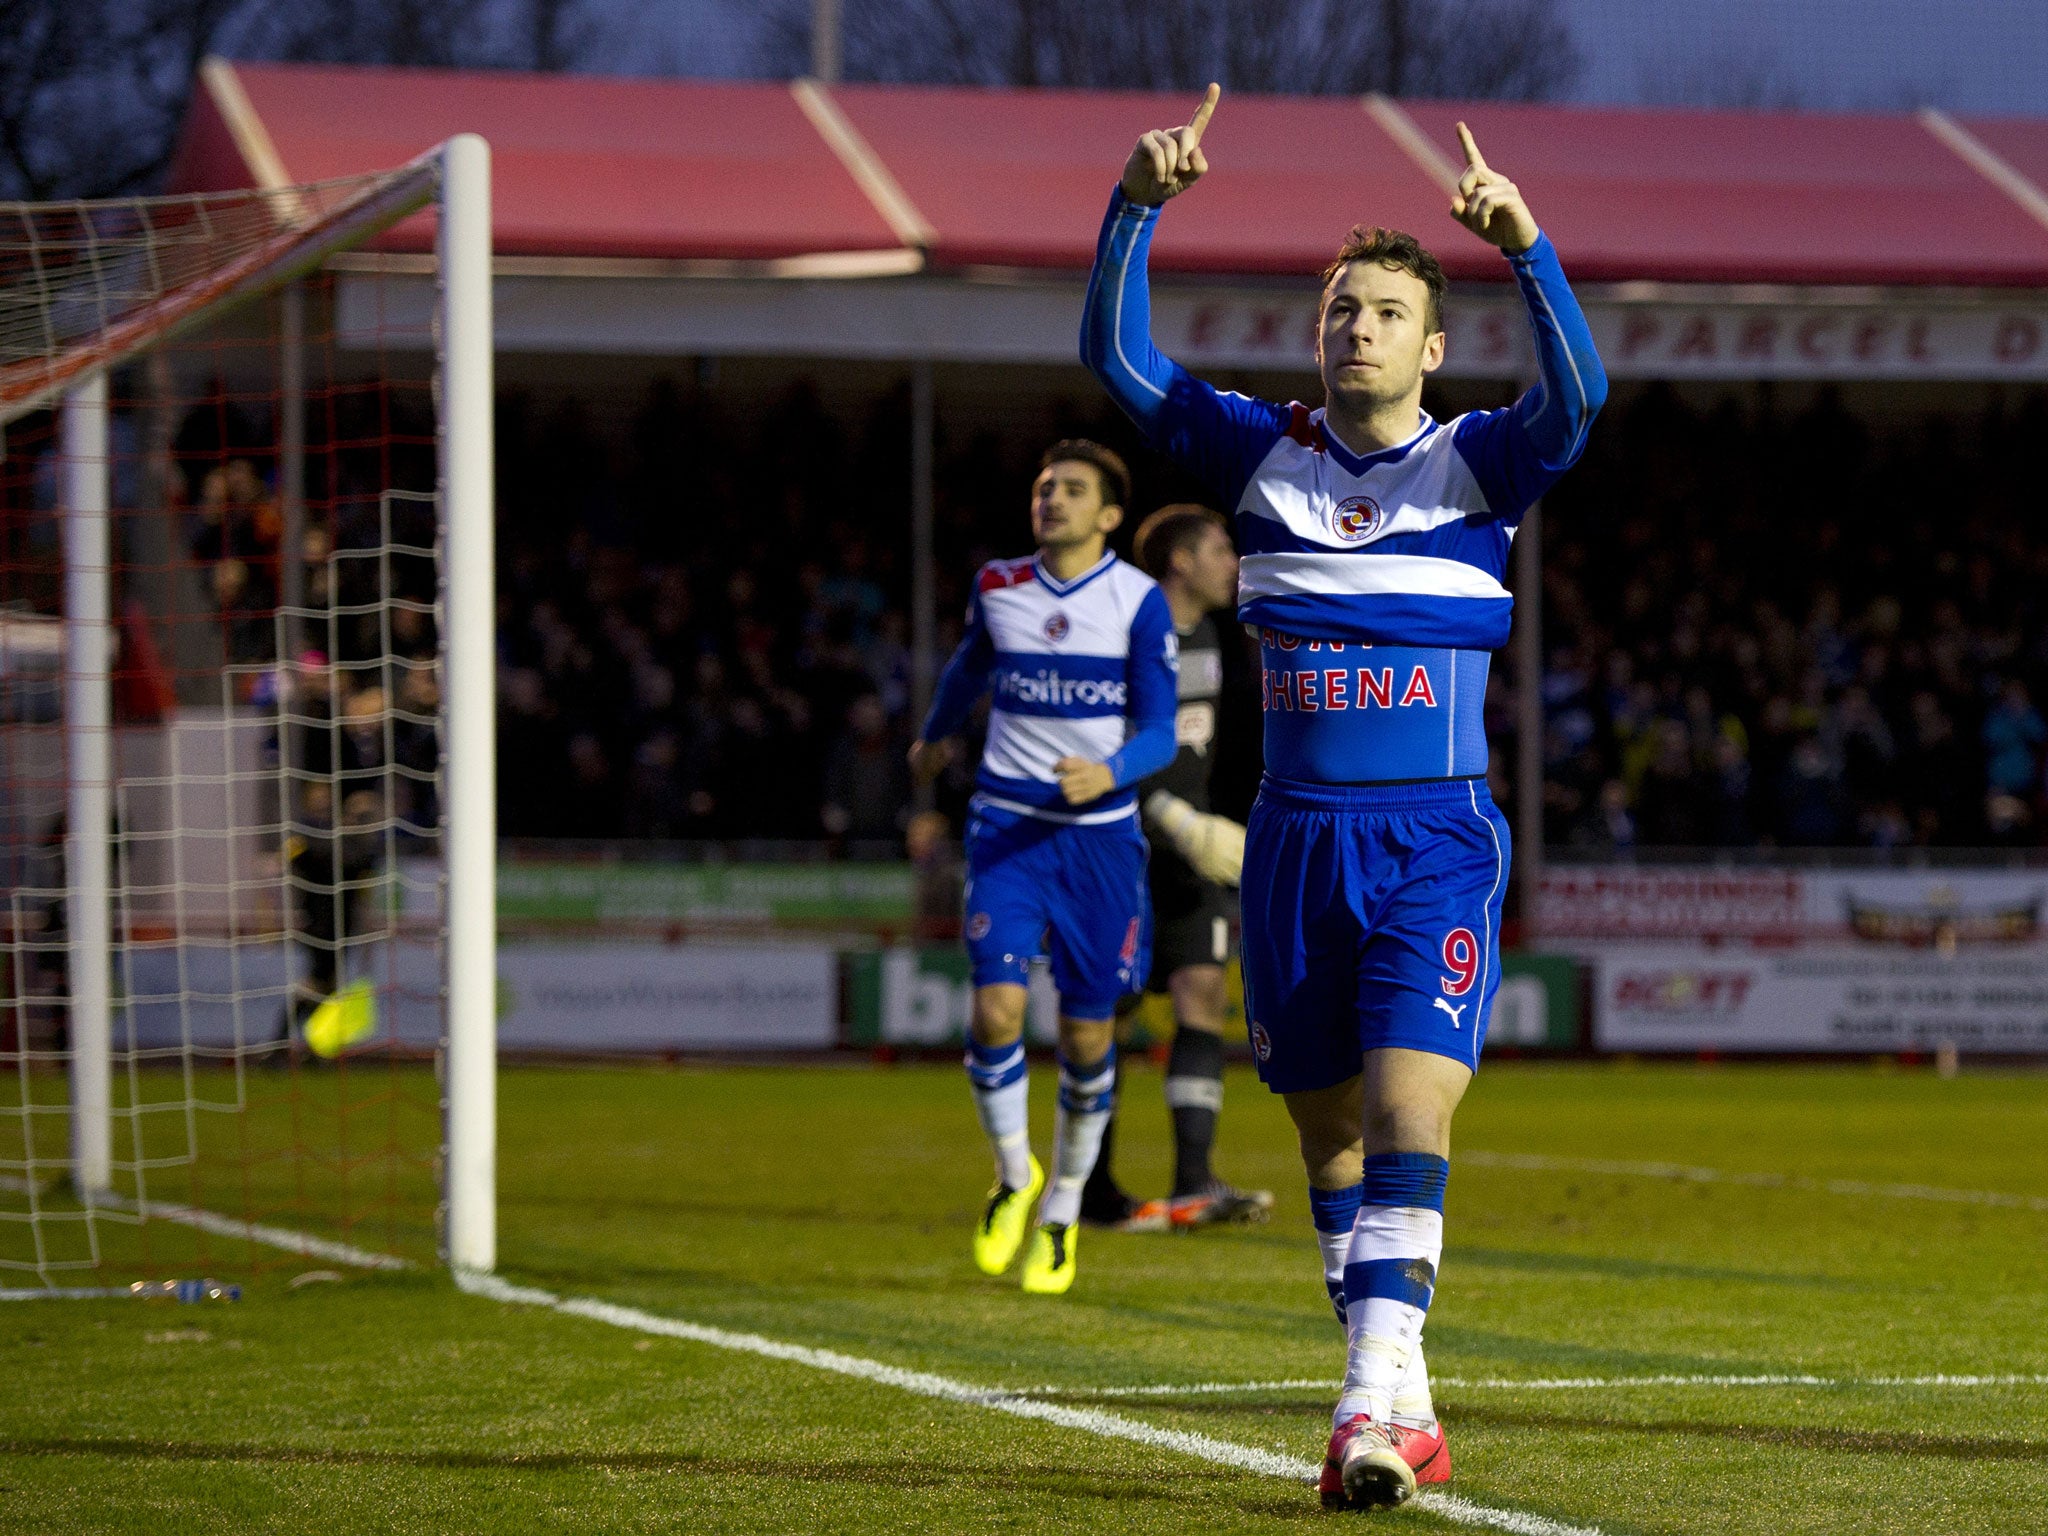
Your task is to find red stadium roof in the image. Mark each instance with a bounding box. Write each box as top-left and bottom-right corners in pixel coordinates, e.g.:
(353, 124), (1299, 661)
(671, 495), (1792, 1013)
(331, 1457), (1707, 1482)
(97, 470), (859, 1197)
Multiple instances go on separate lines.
(170, 60), (2048, 288)
(171, 63), (907, 264)
(824, 85), (1448, 277)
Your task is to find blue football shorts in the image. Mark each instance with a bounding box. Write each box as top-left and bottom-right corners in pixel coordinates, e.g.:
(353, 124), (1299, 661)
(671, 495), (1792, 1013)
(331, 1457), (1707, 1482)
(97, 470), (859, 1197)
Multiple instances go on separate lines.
(961, 801), (1149, 1020)
(1239, 775), (1510, 1092)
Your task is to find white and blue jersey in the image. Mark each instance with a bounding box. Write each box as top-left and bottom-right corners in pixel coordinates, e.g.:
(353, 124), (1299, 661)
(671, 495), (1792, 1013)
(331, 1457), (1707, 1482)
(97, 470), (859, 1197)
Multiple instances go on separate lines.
(1082, 185), (1603, 785)
(1081, 185), (1606, 1077)
(923, 551), (1178, 822)
(922, 550), (1179, 1015)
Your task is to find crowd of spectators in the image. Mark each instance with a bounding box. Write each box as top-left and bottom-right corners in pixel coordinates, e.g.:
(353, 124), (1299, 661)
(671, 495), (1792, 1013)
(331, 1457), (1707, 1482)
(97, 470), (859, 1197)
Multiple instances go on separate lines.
(162, 368), (2048, 855)
(1535, 383), (2048, 849)
(488, 377), (1087, 848)
(172, 384), (443, 849)
(174, 374), (439, 675)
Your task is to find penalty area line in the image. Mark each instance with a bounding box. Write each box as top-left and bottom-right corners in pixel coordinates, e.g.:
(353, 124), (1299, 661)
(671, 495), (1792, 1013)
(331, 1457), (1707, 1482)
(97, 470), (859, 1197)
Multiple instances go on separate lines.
(1460, 1150), (2048, 1214)
(454, 1268), (1607, 1536)
(1015, 1373), (2048, 1398)
(1437, 1373), (2048, 1391)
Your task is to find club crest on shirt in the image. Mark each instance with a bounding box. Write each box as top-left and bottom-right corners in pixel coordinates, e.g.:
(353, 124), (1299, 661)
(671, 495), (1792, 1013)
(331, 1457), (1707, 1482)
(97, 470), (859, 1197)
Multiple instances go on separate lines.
(1332, 495), (1383, 542)
(966, 912), (992, 940)
(1043, 611), (1070, 642)
(1249, 1021), (1272, 1061)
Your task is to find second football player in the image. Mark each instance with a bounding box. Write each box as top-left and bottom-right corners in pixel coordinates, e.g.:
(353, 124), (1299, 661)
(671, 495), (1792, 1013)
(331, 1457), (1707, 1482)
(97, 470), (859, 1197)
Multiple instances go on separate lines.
(1081, 503), (1274, 1233)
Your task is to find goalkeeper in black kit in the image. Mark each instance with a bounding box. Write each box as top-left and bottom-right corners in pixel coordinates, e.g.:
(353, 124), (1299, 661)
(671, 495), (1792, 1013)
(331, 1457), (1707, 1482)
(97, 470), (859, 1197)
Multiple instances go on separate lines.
(1082, 504), (1275, 1230)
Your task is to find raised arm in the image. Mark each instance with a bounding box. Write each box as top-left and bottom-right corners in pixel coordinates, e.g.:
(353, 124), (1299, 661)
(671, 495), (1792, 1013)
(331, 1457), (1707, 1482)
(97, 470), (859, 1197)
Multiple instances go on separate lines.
(1080, 86), (1287, 508)
(1079, 190), (1178, 438)
(1445, 122), (1608, 519)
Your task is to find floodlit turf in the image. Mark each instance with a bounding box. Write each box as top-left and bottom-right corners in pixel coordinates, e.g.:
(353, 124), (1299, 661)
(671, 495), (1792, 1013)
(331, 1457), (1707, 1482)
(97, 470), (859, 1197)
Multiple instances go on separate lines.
(3, 1058), (2047, 1534)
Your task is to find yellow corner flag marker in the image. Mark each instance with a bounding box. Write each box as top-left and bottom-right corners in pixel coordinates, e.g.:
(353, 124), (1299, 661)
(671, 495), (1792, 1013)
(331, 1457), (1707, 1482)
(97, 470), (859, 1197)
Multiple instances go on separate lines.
(303, 978), (379, 1059)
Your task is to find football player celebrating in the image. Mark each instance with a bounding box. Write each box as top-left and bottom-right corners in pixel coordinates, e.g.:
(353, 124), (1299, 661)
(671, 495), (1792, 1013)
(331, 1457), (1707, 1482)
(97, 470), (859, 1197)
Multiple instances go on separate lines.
(911, 441), (1178, 1295)
(1081, 503), (1273, 1232)
(1082, 87), (1605, 1506)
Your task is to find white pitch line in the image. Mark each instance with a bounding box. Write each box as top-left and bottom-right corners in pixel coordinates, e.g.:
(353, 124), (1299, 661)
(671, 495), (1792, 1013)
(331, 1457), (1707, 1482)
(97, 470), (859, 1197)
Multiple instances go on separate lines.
(129, 1199), (413, 1271)
(1008, 1373), (2048, 1397)
(1436, 1373), (2048, 1391)
(0, 1177), (412, 1277)
(0, 1286), (140, 1301)
(1004, 1377), (1338, 1398)
(455, 1269), (1606, 1536)
(1460, 1150), (2048, 1214)
(96, 1187), (414, 1272)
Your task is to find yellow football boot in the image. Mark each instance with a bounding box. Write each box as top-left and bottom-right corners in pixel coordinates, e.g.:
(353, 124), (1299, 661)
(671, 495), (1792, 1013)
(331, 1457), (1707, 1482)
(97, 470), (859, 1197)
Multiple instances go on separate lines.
(304, 978), (378, 1058)
(1020, 1221), (1078, 1295)
(973, 1155), (1044, 1275)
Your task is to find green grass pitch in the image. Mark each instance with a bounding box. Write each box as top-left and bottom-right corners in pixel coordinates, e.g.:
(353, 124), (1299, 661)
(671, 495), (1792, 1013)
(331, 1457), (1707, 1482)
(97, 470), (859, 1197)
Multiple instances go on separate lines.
(3, 1058), (2047, 1534)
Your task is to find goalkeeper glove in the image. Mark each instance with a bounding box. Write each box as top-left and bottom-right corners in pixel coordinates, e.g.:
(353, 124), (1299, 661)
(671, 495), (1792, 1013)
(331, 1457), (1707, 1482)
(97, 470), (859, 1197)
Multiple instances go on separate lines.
(1144, 790), (1246, 887)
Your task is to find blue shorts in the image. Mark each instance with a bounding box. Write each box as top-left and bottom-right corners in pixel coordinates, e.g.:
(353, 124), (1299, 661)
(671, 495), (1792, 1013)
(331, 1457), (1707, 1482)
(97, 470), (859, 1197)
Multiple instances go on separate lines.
(1240, 775), (1510, 1092)
(962, 801), (1149, 1019)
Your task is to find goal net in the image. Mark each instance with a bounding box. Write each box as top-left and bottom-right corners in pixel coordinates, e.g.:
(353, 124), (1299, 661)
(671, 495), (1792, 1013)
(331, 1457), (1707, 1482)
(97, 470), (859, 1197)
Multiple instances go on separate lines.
(0, 141), (495, 1290)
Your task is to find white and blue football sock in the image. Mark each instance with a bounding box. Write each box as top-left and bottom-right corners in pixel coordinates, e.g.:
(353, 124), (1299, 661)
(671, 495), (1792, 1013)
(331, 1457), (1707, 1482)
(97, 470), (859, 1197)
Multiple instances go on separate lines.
(1308, 1181), (1364, 1323)
(1334, 1152), (1448, 1428)
(964, 1037), (1032, 1190)
(1035, 1047), (1117, 1228)
(1314, 1181), (1435, 1425)
(1393, 1339), (1437, 1431)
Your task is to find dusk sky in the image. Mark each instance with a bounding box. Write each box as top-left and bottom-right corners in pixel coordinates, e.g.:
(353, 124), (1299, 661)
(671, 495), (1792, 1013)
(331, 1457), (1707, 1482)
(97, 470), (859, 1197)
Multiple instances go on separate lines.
(580, 0), (2048, 116)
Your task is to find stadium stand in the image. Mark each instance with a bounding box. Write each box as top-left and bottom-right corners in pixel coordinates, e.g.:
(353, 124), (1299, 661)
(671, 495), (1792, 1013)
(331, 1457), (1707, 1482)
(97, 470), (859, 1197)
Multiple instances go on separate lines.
(144, 361), (2048, 854)
(150, 63), (2048, 856)
(490, 378), (1023, 849)
(1542, 383), (2048, 850)
(476, 376), (2048, 853)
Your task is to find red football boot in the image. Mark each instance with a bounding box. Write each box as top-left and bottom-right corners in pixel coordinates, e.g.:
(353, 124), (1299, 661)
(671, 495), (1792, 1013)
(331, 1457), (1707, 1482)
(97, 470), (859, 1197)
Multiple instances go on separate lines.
(1393, 1418), (1451, 1485)
(1319, 1414), (1370, 1510)
(1319, 1414), (1446, 1509)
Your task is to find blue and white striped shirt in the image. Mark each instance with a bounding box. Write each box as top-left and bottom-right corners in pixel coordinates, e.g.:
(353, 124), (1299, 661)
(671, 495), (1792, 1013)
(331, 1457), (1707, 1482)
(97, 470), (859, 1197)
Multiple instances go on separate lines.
(1080, 187), (1606, 783)
(922, 551), (1179, 823)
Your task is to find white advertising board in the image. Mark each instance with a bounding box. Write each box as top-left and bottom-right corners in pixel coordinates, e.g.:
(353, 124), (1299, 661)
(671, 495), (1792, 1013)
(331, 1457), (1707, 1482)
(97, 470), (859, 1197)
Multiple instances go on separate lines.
(1591, 943), (2048, 1053)
(496, 943), (836, 1051)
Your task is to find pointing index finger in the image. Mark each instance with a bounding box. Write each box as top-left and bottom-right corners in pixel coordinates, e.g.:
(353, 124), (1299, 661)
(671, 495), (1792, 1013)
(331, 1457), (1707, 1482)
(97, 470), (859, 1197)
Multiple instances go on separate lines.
(1186, 82), (1221, 146)
(1456, 121), (1487, 172)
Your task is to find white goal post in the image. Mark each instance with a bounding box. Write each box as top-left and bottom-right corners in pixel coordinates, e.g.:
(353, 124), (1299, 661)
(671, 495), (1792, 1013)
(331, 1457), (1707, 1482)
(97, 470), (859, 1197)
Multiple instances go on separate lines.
(438, 134), (496, 1274)
(8, 135), (497, 1277)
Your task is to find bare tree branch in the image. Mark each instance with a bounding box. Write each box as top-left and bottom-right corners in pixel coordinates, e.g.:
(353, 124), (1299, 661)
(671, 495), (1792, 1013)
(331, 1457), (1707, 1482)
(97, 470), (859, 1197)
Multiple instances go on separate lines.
(0, 0), (594, 200)
(760, 0), (1579, 99)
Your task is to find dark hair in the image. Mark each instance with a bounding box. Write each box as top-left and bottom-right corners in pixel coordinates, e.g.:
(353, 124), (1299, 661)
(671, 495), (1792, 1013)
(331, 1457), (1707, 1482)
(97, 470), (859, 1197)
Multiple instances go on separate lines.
(1134, 502), (1227, 580)
(1039, 438), (1131, 512)
(1320, 226), (1448, 334)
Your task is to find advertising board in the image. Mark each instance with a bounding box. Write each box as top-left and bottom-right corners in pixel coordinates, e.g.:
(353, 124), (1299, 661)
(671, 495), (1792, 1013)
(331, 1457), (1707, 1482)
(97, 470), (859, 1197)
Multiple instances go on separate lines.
(495, 861), (915, 928)
(845, 946), (1061, 1048)
(1591, 944), (2048, 1053)
(846, 947), (1577, 1051)
(1538, 866), (2047, 945)
(496, 943), (837, 1052)
(1544, 864), (2048, 1052)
